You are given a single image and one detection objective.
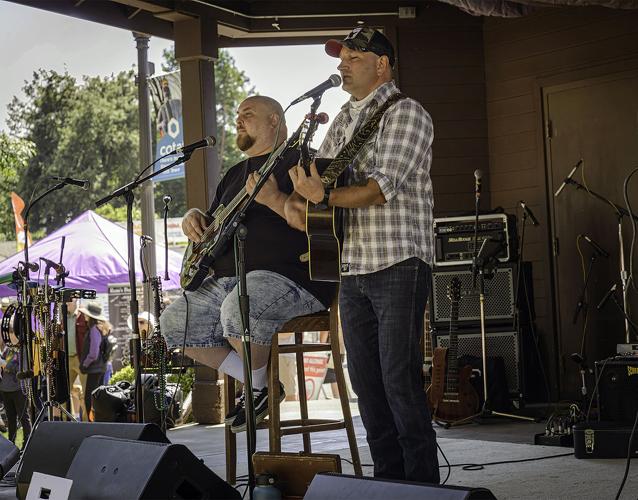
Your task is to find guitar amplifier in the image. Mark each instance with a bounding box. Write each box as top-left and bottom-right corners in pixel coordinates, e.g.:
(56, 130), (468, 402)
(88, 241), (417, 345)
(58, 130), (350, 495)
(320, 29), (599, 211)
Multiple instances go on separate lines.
(595, 356), (638, 424)
(430, 263), (533, 327)
(433, 213), (517, 266)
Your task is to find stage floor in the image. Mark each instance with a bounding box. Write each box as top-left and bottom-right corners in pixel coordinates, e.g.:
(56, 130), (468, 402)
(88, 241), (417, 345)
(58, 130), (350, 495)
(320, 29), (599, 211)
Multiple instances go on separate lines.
(1, 400), (635, 499)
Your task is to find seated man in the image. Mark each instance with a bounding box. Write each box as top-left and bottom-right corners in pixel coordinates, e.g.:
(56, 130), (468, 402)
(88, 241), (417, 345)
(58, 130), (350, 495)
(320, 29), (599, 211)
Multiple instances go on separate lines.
(160, 95), (335, 432)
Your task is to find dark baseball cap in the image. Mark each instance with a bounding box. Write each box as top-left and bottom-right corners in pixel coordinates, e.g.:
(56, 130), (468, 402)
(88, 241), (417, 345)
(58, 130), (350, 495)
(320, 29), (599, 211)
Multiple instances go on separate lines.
(325, 27), (395, 67)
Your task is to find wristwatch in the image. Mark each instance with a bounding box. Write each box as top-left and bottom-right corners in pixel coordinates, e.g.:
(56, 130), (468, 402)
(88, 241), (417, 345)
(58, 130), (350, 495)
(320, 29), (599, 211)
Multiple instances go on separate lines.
(313, 187), (332, 211)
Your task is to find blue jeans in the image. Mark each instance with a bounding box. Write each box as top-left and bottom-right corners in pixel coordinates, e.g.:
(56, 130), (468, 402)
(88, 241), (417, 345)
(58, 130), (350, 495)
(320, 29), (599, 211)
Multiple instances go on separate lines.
(339, 258), (439, 483)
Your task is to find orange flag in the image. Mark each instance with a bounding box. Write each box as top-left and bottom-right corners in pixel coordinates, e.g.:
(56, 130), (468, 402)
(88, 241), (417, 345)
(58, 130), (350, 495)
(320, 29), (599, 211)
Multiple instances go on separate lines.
(10, 192), (31, 251)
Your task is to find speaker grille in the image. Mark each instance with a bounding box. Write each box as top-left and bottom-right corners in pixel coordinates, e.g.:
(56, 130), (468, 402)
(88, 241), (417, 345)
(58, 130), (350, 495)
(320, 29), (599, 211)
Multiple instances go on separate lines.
(434, 331), (521, 396)
(432, 266), (515, 324)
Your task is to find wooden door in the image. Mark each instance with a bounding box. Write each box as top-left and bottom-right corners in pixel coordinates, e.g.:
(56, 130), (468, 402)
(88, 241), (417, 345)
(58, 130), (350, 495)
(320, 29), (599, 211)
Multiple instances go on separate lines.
(544, 71), (638, 398)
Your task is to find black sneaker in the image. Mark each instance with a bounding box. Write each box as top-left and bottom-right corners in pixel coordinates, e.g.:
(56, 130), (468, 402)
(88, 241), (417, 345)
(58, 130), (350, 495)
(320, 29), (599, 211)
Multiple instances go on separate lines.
(224, 389), (245, 425)
(230, 383), (286, 433)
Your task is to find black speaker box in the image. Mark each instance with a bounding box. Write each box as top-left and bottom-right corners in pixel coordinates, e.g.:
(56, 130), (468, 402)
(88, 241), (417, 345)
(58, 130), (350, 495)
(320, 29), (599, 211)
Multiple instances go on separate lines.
(17, 422), (169, 499)
(0, 435), (19, 479)
(66, 436), (240, 499)
(595, 356), (638, 424)
(305, 473), (496, 500)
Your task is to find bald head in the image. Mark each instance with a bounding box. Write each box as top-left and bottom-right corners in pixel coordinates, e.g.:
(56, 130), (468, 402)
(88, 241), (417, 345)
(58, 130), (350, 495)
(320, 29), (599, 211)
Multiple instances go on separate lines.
(236, 95), (288, 156)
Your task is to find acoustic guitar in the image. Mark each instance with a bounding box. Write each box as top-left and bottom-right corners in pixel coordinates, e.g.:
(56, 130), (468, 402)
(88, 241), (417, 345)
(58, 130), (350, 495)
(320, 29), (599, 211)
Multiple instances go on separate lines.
(298, 115), (342, 283)
(427, 277), (480, 424)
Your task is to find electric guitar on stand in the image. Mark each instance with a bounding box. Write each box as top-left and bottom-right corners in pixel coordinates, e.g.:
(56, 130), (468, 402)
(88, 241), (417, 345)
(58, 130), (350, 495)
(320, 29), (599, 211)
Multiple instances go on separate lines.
(427, 277), (480, 425)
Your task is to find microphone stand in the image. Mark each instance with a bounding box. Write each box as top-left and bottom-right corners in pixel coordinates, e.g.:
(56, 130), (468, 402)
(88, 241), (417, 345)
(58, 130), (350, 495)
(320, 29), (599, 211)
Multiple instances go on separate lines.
(460, 184), (535, 425)
(163, 197), (171, 281)
(96, 153), (193, 423)
(562, 178), (638, 344)
(55, 236), (73, 417)
(211, 122), (305, 499)
(20, 180), (69, 422)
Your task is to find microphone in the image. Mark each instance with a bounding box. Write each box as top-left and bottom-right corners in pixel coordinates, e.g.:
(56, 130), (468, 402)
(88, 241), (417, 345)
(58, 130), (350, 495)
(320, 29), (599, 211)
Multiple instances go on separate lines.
(19, 261), (39, 273)
(554, 159), (583, 198)
(175, 136), (216, 155)
(40, 257), (64, 273)
(290, 75), (342, 106)
(582, 234), (609, 258)
(163, 195), (172, 205)
(597, 283), (617, 310)
(49, 176), (90, 190)
(474, 169), (483, 200)
(519, 201), (540, 226)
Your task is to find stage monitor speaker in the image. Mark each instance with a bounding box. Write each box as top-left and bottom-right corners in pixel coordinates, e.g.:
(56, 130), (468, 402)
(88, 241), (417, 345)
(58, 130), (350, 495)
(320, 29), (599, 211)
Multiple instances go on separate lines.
(17, 422), (169, 499)
(431, 262), (534, 327)
(595, 356), (638, 424)
(0, 435), (19, 480)
(305, 473), (496, 500)
(66, 436), (240, 499)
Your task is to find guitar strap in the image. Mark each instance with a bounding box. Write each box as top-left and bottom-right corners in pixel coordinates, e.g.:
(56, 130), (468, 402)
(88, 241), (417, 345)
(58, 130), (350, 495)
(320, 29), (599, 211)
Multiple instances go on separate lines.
(320, 92), (406, 186)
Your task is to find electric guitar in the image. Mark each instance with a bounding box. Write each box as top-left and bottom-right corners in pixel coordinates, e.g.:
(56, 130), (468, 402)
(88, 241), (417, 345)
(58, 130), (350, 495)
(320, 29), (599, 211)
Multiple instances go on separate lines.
(180, 136), (295, 291)
(427, 278), (479, 424)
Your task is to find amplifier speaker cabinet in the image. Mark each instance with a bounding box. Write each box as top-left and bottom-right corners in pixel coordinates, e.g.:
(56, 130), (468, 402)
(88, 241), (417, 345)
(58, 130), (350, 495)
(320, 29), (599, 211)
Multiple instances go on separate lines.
(432, 329), (522, 398)
(431, 263), (533, 327)
(595, 356), (638, 424)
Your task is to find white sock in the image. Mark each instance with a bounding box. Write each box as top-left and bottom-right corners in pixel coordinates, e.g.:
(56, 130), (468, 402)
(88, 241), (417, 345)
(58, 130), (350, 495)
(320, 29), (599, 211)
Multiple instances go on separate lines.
(218, 351), (245, 383)
(252, 364), (269, 390)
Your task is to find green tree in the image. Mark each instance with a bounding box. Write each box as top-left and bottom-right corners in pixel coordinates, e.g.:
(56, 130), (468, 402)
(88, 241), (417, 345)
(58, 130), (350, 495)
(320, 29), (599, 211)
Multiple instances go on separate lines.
(7, 69), (140, 233)
(0, 133), (35, 239)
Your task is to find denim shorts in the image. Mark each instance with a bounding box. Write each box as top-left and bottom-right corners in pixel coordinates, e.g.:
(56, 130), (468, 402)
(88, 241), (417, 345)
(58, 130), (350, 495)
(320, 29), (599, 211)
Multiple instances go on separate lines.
(159, 270), (325, 348)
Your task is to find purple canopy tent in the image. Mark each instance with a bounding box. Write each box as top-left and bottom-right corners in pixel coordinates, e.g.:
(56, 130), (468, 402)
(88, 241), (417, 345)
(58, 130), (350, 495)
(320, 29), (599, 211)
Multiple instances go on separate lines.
(0, 210), (184, 297)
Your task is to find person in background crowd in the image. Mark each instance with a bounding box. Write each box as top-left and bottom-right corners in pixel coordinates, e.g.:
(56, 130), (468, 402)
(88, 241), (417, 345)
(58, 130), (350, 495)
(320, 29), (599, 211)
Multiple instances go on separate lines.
(0, 334), (31, 446)
(64, 299), (88, 420)
(78, 302), (108, 419)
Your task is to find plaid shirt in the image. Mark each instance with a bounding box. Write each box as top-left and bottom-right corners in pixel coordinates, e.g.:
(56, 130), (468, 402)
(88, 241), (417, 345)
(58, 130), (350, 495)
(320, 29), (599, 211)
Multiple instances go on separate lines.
(317, 81), (434, 275)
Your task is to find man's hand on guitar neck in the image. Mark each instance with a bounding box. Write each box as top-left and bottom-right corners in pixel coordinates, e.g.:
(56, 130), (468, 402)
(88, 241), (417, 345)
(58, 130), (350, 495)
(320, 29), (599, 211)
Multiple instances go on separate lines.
(182, 208), (210, 243)
(289, 161), (324, 204)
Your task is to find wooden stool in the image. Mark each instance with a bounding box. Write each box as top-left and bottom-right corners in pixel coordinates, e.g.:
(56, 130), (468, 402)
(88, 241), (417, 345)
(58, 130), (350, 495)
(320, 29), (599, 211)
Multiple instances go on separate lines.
(223, 298), (362, 484)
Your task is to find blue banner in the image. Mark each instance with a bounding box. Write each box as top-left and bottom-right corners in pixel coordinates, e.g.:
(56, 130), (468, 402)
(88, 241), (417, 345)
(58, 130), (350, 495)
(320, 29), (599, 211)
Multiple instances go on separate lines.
(149, 71), (184, 182)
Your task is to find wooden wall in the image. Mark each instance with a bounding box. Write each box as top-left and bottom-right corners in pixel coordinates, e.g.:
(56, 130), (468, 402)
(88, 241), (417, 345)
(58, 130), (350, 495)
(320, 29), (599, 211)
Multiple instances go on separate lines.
(483, 7), (638, 397)
(392, 4), (489, 215)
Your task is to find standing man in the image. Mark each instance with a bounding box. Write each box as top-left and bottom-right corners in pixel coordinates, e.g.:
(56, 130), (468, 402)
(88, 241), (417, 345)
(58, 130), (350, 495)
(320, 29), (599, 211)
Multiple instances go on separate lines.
(289, 27), (439, 483)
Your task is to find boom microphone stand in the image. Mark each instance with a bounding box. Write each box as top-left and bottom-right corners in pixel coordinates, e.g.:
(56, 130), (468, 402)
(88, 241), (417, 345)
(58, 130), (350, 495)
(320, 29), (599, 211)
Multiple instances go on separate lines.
(559, 177), (638, 344)
(96, 152), (194, 422)
(210, 124), (305, 498)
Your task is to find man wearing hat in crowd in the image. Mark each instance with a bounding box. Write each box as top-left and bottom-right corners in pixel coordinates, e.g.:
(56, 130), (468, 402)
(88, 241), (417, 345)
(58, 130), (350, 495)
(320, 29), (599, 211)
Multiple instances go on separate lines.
(288, 27), (439, 483)
(78, 301), (109, 419)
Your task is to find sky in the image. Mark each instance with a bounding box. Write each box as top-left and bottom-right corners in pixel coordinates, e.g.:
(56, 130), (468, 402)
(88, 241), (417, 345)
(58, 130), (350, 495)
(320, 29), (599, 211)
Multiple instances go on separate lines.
(0, 1), (349, 145)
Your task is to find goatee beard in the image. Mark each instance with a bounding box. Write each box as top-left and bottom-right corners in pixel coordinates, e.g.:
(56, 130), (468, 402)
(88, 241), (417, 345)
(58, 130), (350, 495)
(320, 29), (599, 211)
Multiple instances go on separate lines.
(236, 133), (255, 152)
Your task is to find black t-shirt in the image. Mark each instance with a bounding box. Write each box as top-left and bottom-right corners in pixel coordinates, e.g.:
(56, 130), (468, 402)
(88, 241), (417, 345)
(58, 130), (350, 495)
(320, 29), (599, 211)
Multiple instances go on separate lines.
(207, 149), (335, 309)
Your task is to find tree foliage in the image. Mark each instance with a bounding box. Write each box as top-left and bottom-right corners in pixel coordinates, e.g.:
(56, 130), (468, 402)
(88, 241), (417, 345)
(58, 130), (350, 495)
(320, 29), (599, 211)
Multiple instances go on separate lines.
(0, 133), (35, 239)
(6, 69), (139, 234)
(3, 49), (253, 239)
